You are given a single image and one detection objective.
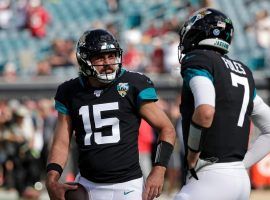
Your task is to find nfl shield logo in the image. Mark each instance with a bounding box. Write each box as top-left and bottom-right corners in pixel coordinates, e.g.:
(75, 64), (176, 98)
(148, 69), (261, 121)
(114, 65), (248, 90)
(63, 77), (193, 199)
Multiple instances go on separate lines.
(117, 83), (129, 97)
(94, 90), (103, 97)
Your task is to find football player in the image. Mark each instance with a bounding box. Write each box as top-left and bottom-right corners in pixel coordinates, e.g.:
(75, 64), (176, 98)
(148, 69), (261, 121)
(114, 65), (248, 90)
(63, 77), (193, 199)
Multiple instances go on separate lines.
(45, 29), (176, 200)
(173, 8), (270, 200)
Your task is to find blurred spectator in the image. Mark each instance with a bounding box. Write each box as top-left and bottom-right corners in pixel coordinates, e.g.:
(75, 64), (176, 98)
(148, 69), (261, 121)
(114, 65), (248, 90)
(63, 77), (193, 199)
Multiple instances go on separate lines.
(168, 96), (185, 191)
(48, 39), (74, 67)
(26, 0), (51, 38)
(37, 99), (56, 172)
(11, 106), (35, 145)
(106, 0), (119, 13)
(144, 23), (161, 39)
(201, 0), (214, 7)
(2, 61), (17, 81)
(47, 38), (77, 76)
(165, 17), (182, 33)
(138, 120), (154, 179)
(245, 9), (270, 70)
(159, 20), (172, 36)
(106, 22), (120, 40)
(122, 43), (144, 71)
(0, 99), (59, 196)
(65, 38), (77, 65)
(36, 59), (52, 76)
(145, 38), (166, 74)
(0, 0), (12, 30)
(15, 0), (28, 30)
(0, 103), (18, 190)
(9, 105), (41, 198)
(18, 50), (38, 76)
(254, 10), (270, 49)
(123, 27), (142, 45)
(0, 100), (12, 187)
(164, 33), (180, 74)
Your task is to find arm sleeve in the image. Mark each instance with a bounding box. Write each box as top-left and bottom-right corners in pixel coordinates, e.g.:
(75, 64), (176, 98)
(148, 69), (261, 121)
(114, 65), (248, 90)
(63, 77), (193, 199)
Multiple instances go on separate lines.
(189, 76), (216, 108)
(243, 95), (270, 168)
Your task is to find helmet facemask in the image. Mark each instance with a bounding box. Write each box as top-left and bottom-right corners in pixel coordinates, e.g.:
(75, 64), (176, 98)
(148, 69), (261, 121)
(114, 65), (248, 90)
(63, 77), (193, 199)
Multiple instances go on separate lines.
(85, 51), (122, 83)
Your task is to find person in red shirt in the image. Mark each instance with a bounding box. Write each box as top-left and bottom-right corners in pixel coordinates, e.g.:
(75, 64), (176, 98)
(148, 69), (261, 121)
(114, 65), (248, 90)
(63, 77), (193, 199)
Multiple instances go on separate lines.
(138, 119), (155, 179)
(26, 0), (50, 38)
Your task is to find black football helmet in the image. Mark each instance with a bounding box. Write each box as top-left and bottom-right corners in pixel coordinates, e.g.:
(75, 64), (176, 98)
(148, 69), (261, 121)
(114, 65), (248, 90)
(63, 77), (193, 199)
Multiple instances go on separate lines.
(178, 8), (234, 60)
(76, 29), (123, 83)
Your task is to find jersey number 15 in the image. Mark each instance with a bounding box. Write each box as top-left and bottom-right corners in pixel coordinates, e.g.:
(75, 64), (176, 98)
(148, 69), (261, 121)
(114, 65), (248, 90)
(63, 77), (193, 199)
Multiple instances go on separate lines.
(79, 102), (120, 145)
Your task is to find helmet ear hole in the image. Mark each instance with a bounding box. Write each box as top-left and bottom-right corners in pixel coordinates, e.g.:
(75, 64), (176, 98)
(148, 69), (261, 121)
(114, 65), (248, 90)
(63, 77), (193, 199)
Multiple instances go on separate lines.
(181, 29), (206, 54)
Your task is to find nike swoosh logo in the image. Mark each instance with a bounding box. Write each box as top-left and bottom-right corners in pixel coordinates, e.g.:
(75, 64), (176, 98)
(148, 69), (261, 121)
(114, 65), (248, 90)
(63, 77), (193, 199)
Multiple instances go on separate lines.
(124, 190), (135, 195)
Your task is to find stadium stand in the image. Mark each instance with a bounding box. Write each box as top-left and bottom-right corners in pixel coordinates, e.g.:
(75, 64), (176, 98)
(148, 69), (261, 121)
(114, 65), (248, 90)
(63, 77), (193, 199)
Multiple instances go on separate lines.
(0, 0), (269, 75)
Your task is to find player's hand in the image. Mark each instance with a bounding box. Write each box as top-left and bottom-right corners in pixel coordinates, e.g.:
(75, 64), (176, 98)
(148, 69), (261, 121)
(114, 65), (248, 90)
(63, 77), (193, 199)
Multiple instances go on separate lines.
(187, 149), (200, 180)
(46, 180), (78, 200)
(187, 149), (200, 169)
(142, 166), (165, 200)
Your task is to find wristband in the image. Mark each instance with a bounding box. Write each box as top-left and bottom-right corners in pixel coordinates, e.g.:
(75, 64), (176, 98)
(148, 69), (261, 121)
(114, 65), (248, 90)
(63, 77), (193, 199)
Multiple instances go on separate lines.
(154, 141), (174, 168)
(188, 121), (204, 152)
(46, 163), (63, 176)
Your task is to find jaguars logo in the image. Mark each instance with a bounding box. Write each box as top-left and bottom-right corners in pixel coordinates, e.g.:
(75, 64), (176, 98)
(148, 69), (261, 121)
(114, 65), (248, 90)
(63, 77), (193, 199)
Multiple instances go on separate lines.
(117, 83), (129, 97)
(189, 9), (212, 26)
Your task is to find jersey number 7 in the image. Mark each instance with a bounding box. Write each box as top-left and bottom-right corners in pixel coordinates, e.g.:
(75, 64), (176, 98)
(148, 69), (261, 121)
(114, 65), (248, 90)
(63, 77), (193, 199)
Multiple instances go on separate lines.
(79, 102), (120, 145)
(230, 72), (250, 127)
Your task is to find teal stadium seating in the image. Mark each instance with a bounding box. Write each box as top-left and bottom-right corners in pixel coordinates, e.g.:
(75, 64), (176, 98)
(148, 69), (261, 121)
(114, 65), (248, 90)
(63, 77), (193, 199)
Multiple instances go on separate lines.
(0, 0), (269, 75)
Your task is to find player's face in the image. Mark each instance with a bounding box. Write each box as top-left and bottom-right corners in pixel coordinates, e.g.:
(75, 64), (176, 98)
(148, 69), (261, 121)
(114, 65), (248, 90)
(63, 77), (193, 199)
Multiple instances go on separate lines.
(90, 52), (117, 74)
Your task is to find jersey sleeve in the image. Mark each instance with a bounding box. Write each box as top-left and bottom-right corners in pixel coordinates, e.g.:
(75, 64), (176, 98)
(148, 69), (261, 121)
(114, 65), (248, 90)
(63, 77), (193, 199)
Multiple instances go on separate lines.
(54, 83), (70, 115)
(132, 73), (158, 106)
(181, 50), (214, 89)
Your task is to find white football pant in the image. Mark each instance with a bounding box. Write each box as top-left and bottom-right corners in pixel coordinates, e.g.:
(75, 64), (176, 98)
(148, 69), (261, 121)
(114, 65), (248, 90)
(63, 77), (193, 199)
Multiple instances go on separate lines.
(173, 161), (250, 200)
(75, 173), (143, 200)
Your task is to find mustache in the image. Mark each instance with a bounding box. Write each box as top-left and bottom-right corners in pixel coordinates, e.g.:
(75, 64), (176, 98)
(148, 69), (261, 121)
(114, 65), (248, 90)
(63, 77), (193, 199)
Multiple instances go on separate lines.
(92, 63), (120, 67)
